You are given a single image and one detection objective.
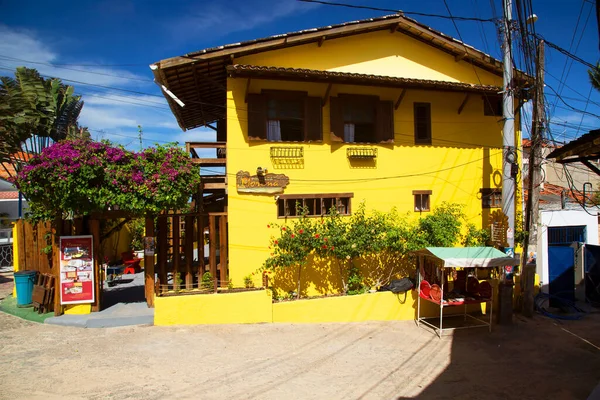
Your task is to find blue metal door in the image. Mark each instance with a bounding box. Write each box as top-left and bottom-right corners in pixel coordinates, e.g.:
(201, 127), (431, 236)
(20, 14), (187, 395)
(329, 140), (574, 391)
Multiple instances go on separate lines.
(548, 246), (575, 305)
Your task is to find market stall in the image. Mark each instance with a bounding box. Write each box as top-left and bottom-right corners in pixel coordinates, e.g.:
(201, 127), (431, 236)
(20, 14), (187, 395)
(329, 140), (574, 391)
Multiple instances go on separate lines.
(413, 247), (520, 338)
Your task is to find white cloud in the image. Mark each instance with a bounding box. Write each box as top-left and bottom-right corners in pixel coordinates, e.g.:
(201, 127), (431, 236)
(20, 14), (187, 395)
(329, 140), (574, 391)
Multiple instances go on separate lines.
(0, 25), (150, 87)
(82, 92), (168, 108)
(173, 128), (216, 144)
(0, 25), (186, 147)
(171, 0), (318, 40)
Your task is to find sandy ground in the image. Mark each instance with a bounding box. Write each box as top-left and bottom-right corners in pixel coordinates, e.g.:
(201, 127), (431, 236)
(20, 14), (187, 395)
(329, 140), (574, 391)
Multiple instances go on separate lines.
(0, 300), (599, 400)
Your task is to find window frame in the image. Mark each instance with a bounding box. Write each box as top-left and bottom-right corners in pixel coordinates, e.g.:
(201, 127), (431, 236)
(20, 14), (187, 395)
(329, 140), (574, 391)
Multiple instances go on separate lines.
(480, 188), (502, 209)
(413, 190), (432, 212)
(483, 95), (503, 117)
(277, 193), (353, 218)
(413, 102), (432, 145)
(339, 94), (377, 144)
(330, 94), (394, 144)
(247, 90), (323, 143)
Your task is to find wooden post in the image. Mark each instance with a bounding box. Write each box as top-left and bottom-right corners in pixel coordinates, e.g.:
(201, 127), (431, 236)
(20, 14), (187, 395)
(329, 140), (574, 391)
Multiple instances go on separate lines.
(157, 216), (168, 294)
(197, 215), (205, 289)
(53, 216), (63, 316)
(185, 215), (194, 289)
(219, 215), (227, 288)
(209, 215), (217, 291)
(89, 219), (101, 312)
(173, 215), (180, 291)
(144, 216), (155, 307)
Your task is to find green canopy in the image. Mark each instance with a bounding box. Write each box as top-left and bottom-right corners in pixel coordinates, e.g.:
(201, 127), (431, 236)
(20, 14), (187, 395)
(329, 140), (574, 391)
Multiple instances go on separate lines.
(412, 247), (520, 268)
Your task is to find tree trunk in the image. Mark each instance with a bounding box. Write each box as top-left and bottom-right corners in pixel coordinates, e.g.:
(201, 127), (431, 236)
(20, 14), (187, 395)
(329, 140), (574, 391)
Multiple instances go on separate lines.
(338, 259), (348, 294)
(296, 264), (302, 299)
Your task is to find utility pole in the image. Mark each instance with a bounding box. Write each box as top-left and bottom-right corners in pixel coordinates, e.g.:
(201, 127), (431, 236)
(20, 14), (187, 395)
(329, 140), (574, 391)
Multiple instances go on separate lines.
(521, 40), (544, 316)
(501, 0), (516, 254)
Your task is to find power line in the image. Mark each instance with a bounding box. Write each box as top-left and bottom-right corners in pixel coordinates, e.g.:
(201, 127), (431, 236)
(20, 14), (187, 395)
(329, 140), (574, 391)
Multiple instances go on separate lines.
(199, 151), (503, 184)
(547, 1), (593, 119)
(87, 128), (178, 144)
(533, 33), (596, 70)
(544, 81), (600, 119)
(0, 54), (154, 83)
(296, 0), (495, 22)
(80, 92), (171, 111)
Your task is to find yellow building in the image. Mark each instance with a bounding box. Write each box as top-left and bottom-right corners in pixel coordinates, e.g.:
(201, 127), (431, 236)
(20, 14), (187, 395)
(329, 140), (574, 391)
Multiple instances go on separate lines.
(152, 14), (528, 296)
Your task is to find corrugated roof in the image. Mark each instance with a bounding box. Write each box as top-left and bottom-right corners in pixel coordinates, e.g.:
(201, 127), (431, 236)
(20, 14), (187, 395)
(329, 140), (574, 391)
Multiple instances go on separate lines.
(227, 64), (501, 93)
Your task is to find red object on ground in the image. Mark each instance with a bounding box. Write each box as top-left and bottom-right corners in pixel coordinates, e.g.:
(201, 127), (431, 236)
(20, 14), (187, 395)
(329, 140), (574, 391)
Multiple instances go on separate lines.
(467, 276), (480, 295)
(420, 280), (431, 298)
(122, 251), (141, 274)
(478, 281), (492, 299)
(429, 284), (442, 302)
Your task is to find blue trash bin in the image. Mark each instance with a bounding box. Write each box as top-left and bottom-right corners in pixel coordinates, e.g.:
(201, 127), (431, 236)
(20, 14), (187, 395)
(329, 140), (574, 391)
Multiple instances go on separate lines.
(14, 270), (37, 307)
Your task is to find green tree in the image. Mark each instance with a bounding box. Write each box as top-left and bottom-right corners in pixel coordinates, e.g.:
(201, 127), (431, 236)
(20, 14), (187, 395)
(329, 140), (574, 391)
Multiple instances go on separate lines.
(0, 67), (84, 179)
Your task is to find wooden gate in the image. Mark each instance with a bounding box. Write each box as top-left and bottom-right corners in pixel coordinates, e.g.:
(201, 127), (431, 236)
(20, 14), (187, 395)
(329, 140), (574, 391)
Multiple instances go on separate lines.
(155, 212), (228, 294)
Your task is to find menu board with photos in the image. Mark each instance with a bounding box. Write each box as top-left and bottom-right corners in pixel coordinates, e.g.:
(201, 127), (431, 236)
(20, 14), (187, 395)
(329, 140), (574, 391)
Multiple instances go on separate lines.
(59, 235), (95, 304)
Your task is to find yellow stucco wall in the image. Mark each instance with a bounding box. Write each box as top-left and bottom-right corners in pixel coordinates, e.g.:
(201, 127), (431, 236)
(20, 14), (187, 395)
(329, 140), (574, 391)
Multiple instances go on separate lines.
(237, 30), (502, 86)
(64, 304), (91, 314)
(224, 30), (520, 293)
(12, 223), (18, 297)
(154, 290), (273, 325)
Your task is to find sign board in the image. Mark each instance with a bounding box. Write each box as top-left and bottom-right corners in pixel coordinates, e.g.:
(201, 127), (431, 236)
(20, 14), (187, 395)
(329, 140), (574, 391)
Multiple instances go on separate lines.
(59, 235), (95, 305)
(236, 170), (289, 194)
(144, 236), (155, 256)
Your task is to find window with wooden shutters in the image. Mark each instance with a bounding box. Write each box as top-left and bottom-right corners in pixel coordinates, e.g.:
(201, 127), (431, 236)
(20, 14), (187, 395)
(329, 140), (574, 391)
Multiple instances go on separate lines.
(483, 95), (503, 116)
(414, 103), (431, 144)
(413, 190), (431, 212)
(247, 90), (322, 142)
(480, 188), (501, 208)
(329, 94), (394, 144)
(277, 193), (353, 218)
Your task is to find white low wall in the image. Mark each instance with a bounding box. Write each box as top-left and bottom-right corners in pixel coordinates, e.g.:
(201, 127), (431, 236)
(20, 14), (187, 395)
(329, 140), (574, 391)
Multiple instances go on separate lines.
(537, 209), (599, 293)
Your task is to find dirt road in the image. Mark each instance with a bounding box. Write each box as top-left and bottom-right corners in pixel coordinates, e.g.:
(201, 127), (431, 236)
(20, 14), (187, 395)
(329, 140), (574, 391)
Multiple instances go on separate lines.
(1, 307), (599, 400)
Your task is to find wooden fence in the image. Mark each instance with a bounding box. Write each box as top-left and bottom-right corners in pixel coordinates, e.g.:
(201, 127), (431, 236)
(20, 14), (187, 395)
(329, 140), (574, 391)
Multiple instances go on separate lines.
(155, 212), (228, 294)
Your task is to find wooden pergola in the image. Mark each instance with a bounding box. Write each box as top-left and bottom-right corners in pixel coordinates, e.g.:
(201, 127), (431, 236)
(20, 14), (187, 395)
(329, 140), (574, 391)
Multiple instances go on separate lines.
(546, 129), (600, 176)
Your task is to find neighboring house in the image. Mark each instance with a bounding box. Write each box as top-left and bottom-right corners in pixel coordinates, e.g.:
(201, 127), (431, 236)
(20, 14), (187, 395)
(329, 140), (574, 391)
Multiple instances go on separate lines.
(523, 138), (600, 192)
(523, 137), (599, 300)
(0, 159), (28, 223)
(152, 14), (530, 291)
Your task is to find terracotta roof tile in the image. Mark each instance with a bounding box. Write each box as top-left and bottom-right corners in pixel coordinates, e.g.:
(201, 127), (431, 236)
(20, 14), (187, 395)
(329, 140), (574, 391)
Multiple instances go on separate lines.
(0, 152), (34, 181)
(524, 182), (586, 205)
(0, 191), (19, 200)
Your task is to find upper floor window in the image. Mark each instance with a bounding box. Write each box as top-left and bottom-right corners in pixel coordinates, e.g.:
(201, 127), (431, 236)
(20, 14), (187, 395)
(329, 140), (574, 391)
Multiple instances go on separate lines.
(483, 95), (503, 117)
(330, 94), (394, 144)
(247, 90), (322, 142)
(414, 102), (431, 144)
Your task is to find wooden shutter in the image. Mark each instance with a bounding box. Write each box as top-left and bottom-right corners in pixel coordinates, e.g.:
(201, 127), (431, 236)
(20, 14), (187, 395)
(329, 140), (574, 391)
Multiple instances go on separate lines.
(304, 96), (322, 142)
(247, 93), (267, 140)
(414, 103), (431, 144)
(329, 96), (344, 142)
(375, 100), (394, 143)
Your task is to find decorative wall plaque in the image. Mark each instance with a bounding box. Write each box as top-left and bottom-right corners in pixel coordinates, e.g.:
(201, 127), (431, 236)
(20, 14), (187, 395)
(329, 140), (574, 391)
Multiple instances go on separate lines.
(236, 170), (289, 194)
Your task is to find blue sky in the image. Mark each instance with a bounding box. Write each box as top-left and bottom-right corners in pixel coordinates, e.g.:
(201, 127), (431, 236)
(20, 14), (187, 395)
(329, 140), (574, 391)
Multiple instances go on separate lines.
(1, 0), (598, 149)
